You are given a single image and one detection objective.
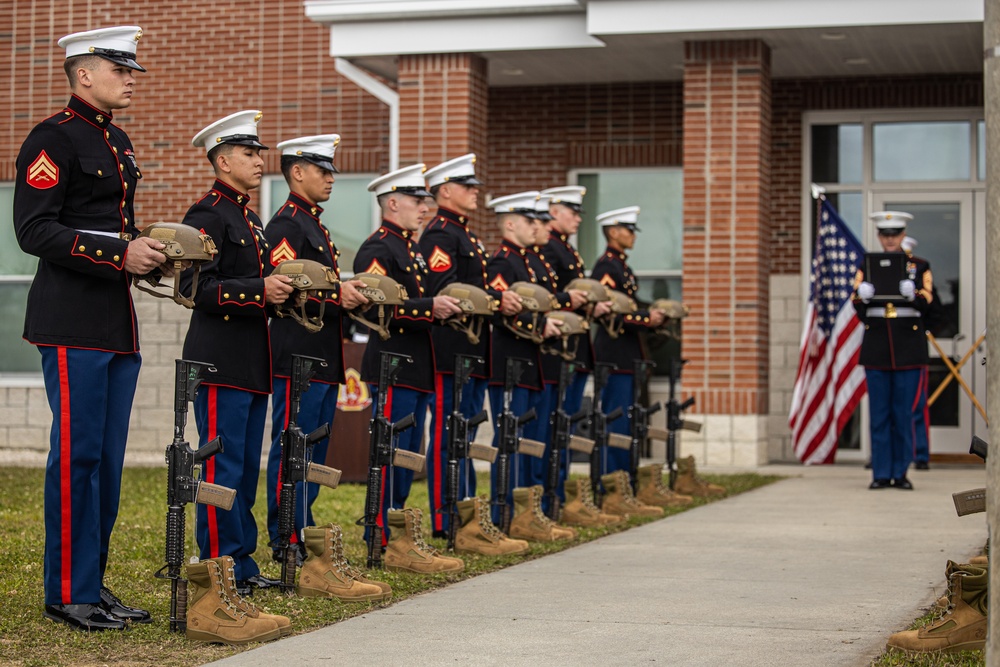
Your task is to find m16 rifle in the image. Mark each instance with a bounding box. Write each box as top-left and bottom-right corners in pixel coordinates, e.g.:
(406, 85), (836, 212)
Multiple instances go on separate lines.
(628, 360), (662, 493)
(442, 354), (495, 551)
(359, 352), (425, 568)
(664, 358), (701, 490)
(588, 362), (624, 501)
(155, 360), (236, 634)
(275, 354), (343, 593)
(494, 357), (542, 534)
(544, 360), (592, 519)
(953, 436), (988, 516)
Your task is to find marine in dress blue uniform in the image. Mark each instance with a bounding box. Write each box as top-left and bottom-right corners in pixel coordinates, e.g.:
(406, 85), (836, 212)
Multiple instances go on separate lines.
(13, 26), (165, 631)
(484, 192), (561, 524)
(418, 154), (494, 536)
(179, 110), (295, 591)
(901, 235), (931, 469)
(590, 207), (667, 476)
(852, 211), (932, 491)
(354, 164), (463, 545)
(263, 134), (369, 557)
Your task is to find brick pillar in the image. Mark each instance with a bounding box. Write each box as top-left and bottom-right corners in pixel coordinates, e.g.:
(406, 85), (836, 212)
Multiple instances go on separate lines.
(681, 40), (771, 466)
(398, 53), (490, 233)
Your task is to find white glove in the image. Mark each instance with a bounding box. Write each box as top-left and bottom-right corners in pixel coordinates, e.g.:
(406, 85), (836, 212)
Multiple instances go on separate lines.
(899, 279), (915, 301)
(857, 282), (875, 303)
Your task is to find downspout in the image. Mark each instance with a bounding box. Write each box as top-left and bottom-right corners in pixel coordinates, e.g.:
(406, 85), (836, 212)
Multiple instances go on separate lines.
(334, 57), (399, 171)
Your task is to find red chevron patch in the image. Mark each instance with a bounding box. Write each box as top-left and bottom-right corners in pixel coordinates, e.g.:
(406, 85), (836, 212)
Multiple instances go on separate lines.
(26, 151), (58, 189)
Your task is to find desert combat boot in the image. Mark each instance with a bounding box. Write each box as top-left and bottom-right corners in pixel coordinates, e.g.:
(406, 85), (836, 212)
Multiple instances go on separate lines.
(561, 478), (625, 527)
(214, 555), (292, 637)
(184, 558), (282, 645)
(674, 455), (726, 497)
(297, 524), (385, 601)
(637, 463), (693, 508)
(601, 470), (664, 518)
(325, 523), (392, 601)
(887, 561), (988, 654)
(509, 486), (576, 542)
(934, 556), (989, 610)
(454, 496), (529, 556)
(385, 508), (464, 574)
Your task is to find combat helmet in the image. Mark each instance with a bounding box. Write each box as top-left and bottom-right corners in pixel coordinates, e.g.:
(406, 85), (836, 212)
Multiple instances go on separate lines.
(348, 273), (409, 341)
(599, 292), (638, 339)
(132, 222), (218, 308)
(438, 282), (499, 344)
(271, 259), (340, 333)
(503, 282), (558, 344)
(650, 299), (690, 339)
(541, 310), (589, 360)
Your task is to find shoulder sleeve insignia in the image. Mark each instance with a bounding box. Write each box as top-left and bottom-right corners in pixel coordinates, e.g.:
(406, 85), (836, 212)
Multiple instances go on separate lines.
(489, 274), (509, 292)
(429, 246), (453, 272)
(365, 258), (387, 276)
(26, 150), (59, 190)
(599, 274), (616, 289)
(269, 238), (296, 266)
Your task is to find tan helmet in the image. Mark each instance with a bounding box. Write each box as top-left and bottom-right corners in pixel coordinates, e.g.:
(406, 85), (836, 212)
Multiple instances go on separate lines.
(651, 299), (690, 339)
(542, 310), (590, 360)
(348, 272), (410, 341)
(132, 222), (218, 308)
(439, 282), (499, 345)
(600, 291), (638, 339)
(271, 259), (340, 333)
(565, 277), (611, 321)
(504, 281), (558, 344)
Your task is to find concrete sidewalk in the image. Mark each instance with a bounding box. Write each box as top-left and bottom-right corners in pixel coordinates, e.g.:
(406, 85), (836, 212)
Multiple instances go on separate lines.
(207, 463), (987, 667)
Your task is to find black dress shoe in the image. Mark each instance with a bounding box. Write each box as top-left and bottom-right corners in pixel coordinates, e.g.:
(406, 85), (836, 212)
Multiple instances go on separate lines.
(915, 461), (930, 470)
(99, 587), (152, 624)
(271, 544), (304, 567)
(44, 603), (127, 631)
(891, 478), (914, 490)
(237, 573), (281, 593)
(431, 530), (447, 540)
(869, 479), (891, 490)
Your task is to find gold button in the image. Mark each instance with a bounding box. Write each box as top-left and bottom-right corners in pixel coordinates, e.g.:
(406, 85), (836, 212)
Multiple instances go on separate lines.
(96, 250), (103, 256)
(124, 218), (128, 224)
(255, 295), (261, 301)
(240, 293), (246, 299)
(78, 245), (86, 251)
(119, 164), (123, 171)
(97, 169), (103, 176)
(399, 328), (404, 334)
(114, 255), (120, 261)
(105, 131), (110, 138)
(412, 309), (418, 315)
(113, 146), (118, 154)
(241, 239), (246, 245)
(425, 311), (431, 317)
(237, 196), (243, 203)
(224, 293), (230, 298)
(123, 182), (128, 190)
(260, 263), (264, 269)
(121, 202), (126, 208)
(136, 171), (140, 177)
(224, 315), (230, 321)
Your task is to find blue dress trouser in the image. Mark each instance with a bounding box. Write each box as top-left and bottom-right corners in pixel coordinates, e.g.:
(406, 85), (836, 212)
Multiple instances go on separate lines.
(194, 385), (268, 581)
(40, 346), (140, 605)
(266, 378), (337, 546)
(364, 385), (430, 546)
(538, 370), (589, 513)
(426, 373), (487, 534)
(913, 366), (930, 464)
(865, 368), (920, 481)
(601, 373), (633, 476)
(527, 383), (555, 487)
(488, 385), (544, 525)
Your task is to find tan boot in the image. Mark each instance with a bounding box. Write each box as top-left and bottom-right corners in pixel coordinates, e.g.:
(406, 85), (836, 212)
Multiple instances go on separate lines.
(934, 556), (989, 610)
(637, 463), (694, 508)
(325, 524), (392, 601)
(297, 525), (386, 601)
(509, 486), (576, 542)
(561, 478), (625, 527)
(454, 496), (530, 556)
(674, 455), (726, 498)
(385, 508), (464, 574)
(184, 558), (281, 644)
(601, 471), (664, 518)
(211, 556), (292, 637)
(888, 562), (988, 653)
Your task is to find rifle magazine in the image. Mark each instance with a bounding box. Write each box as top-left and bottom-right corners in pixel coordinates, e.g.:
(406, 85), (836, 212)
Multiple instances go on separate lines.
(568, 435), (596, 454)
(393, 449), (426, 472)
(196, 482), (236, 510)
(306, 463), (342, 489)
(517, 438), (546, 458)
(607, 433), (633, 450)
(647, 427), (669, 442)
(952, 488), (986, 516)
(682, 420), (703, 433)
(468, 443), (499, 463)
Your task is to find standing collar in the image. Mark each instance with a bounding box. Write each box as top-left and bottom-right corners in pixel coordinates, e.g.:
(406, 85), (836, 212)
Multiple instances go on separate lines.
(604, 246), (628, 262)
(287, 191), (323, 218)
(380, 220), (413, 240)
(67, 94), (113, 129)
(435, 206), (470, 226)
(212, 179), (251, 207)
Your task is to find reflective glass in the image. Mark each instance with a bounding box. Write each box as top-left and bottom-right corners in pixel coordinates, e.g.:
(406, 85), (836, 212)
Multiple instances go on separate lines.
(811, 124), (862, 184)
(873, 122), (970, 181)
(978, 120), (986, 182)
(0, 283), (40, 373)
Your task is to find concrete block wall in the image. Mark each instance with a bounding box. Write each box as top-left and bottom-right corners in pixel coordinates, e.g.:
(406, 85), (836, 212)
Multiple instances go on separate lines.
(768, 274), (804, 462)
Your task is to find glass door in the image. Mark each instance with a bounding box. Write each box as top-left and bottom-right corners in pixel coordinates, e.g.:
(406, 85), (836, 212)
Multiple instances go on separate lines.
(871, 192), (977, 454)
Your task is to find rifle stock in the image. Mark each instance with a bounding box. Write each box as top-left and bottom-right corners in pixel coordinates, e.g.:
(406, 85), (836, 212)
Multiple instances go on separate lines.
(441, 355), (485, 551)
(628, 360), (659, 493)
(494, 357), (536, 534)
(665, 358), (699, 491)
(588, 362), (619, 502)
(543, 361), (589, 519)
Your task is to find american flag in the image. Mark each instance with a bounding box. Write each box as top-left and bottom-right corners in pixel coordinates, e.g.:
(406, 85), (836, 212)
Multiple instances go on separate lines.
(789, 199), (867, 464)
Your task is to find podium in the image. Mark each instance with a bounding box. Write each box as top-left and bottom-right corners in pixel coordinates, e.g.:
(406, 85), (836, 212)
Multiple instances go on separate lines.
(324, 341), (372, 483)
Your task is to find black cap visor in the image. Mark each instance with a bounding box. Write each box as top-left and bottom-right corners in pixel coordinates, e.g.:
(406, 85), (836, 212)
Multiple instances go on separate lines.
(447, 174), (483, 186)
(394, 186), (433, 198)
(91, 48), (146, 72)
(218, 134), (269, 150)
(300, 152), (339, 174)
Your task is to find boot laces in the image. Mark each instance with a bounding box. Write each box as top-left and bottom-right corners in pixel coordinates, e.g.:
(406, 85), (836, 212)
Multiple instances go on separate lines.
(579, 482), (601, 512)
(407, 508), (442, 556)
(475, 497), (504, 542)
(215, 561), (248, 618)
(618, 472), (644, 508)
(530, 489), (556, 527)
(326, 526), (358, 580)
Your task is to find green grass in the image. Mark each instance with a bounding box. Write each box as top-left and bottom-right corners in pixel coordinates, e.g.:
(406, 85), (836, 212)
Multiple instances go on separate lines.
(869, 602), (986, 667)
(0, 468), (778, 667)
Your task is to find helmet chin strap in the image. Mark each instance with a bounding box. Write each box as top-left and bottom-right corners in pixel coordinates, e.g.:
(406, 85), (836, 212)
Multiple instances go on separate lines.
(133, 259), (202, 308)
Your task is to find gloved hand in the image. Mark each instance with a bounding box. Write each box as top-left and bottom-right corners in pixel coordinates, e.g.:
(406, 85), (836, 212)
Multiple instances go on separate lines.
(858, 282), (875, 303)
(899, 279), (915, 301)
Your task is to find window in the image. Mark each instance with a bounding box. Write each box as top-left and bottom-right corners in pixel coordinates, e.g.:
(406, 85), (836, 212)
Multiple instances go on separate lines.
(574, 168), (684, 374)
(260, 173), (378, 272)
(874, 121), (970, 182)
(0, 182), (41, 375)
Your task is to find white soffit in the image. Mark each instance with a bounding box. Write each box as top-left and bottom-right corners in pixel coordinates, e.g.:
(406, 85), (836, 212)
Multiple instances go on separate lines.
(305, 0), (583, 22)
(325, 14), (603, 57)
(587, 0), (984, 35)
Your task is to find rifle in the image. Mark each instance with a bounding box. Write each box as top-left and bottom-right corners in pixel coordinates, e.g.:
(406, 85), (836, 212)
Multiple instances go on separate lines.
(627, 360), (662, 493)
(493, 357), (541, 534)
(953, 436), (988, 516)
(155, 360), (236, 634)
(544, 360), (592, 520)
(275, 354), (343, 593)
(588, 362), (624, 502)
(664, 358), (701, 491)
(442, 354), (495, 552)
(359, 352), (425, 568)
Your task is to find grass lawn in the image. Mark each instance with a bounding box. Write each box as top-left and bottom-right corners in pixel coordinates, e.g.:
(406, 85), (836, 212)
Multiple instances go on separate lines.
(869, 608), (985, 667)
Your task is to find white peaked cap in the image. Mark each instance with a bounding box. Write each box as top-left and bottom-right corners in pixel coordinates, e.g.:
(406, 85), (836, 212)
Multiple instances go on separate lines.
(597, 205), (641, 229)
(367, 164), (431, 197)
(870, 210), (913, 230)
(533, 194), (554, 221)
(276, 134), (341, 173)
(192, 110), (267, 153)
(58, 25), (146, 72)
(541, 186), (586, 210)
(424, 153), (483, 188)
(487, 191), (541, 214)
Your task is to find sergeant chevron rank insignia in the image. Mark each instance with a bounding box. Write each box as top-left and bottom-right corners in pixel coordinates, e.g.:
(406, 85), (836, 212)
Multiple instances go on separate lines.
(600, 274), (616, 288)
(27, 150), (59, 189)
(269, 238), (296, 265)
(489, 274), (509, 292)
(429, 246), (452, 272)
(365, 258), (387, 276)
